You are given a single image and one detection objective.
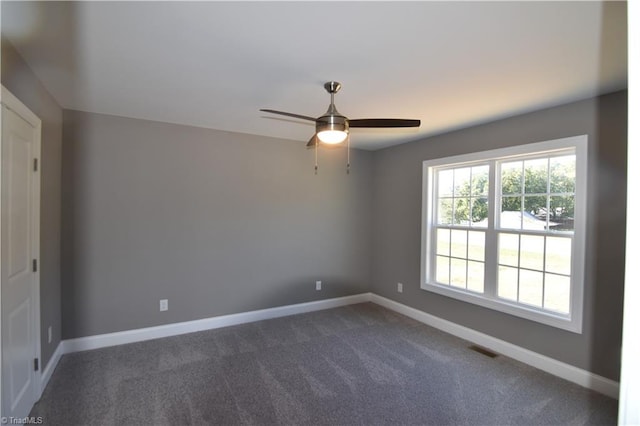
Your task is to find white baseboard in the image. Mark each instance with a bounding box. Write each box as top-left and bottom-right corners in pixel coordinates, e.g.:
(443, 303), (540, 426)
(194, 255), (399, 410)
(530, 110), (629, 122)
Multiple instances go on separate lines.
(369, 294), (619, 399)
(39, 341), (64, 396)
(63, 293), (371, 353)
(52, 292), (618, 400)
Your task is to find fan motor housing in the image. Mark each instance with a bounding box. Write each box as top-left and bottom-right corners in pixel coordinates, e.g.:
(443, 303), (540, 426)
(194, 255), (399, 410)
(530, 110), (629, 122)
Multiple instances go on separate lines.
(316, 114), (349, 134)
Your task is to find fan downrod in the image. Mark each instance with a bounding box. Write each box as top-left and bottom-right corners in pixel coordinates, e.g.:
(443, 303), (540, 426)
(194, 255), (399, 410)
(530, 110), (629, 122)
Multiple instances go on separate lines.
(324, 81), (341, 94)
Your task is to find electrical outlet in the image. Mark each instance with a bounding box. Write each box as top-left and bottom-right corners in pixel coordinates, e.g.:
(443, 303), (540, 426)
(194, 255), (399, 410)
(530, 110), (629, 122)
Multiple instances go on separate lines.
(160, 299), (168, 311)
(316, 281), (322, 291)
(48, 326), (52, 344)
(397, 283), (403, 293)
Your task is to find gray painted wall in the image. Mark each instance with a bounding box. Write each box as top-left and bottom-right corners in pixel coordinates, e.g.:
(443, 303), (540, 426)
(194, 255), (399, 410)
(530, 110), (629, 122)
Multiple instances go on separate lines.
(371, 91), (627, 381)
(61, 110), (373, 338)
(1, 37), (63, 368)
(3, 27), (626, 383)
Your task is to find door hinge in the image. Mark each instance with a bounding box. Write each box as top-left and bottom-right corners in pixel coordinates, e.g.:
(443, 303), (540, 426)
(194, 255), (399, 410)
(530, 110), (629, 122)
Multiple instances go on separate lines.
(34, 358), (39, 371)
(33, 158), (38, 172)
(32, 259), (38, 272)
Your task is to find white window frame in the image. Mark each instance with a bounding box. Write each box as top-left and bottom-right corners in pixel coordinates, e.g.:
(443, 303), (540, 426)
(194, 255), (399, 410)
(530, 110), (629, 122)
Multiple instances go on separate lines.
(421, 135), (588, 333)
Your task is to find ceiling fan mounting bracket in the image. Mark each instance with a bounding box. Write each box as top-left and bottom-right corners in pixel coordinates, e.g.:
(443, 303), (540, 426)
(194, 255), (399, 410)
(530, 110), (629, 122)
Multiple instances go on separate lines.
(324, 81), (342, 94)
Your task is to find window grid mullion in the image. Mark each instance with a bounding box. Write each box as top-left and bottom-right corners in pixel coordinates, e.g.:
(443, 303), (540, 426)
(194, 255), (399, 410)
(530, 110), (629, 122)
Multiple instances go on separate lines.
(465, 230), (469, 290)
(546, 157), (551, 230)
(520, 160), (525, 229)
(429, 170), (438, 285)
(448, 228), (452, 286)
(541, 157), (551, 307)
(466, 167), (472, 289)
(485, 160), (498, 298)
(517, 234), (522, 303)
(542, 236), (547, 309)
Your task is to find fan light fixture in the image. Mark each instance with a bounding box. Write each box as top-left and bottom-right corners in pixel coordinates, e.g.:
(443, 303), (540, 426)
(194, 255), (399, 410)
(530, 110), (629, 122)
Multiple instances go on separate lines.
(317, 130), (347, 144)
(317, 125), (348, 144)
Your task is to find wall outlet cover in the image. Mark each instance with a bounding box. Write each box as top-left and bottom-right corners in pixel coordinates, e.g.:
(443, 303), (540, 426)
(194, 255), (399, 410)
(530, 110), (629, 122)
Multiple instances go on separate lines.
(316, 281), (322, 291)
(160, 299), (168, 311)
(397, 283), (403, 293)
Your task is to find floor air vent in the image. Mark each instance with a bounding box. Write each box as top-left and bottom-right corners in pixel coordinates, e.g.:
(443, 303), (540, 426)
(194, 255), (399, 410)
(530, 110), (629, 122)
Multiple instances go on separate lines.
(469, 345), (498, 358)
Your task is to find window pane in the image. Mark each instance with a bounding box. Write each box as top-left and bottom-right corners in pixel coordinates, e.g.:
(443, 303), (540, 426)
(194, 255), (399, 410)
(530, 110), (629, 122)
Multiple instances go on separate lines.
(501, 161), (522, 195)
(438, 169), (454, 196)
(498, 266), (518, 301)
(450, 230), (467, 258)
(550, 155), (575, 193)
(520, 235), (544, 271)
(499, 233), (519, 267)
(436, 256), (450, 284)
(471, 197), (488, 227)
(450, 258), (467, 288)
(438, 198), (453, 225)
(549, 195), (575, 231)
(436, 229), (450, 256)
(454, 167), (470, 197)
(544, 273), (570, 314)
(500, 197), (522, 229)
(471, 165), (489, 196)
(467, 261), (484, 293)
(524, 158), (548, 194)
(523, 196), (548, 230)
(545, 236), (571, 275)
(453, 197), (470, 226)
(468, 231), (485, 261)
(519, 270), (543, 307)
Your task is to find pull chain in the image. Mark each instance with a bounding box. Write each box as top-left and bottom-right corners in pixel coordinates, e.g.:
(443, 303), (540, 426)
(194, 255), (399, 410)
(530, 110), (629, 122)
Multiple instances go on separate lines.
(314, 137), (318, 175)
(346, 133), (351, 175)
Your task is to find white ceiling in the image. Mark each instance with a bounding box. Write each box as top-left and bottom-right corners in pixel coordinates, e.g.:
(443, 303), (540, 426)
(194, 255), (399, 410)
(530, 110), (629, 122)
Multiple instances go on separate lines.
(2, 1), (628, 150)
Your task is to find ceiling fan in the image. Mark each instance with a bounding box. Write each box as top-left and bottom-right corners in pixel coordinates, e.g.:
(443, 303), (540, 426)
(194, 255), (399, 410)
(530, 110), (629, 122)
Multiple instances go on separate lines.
(260, 81), (421, 148)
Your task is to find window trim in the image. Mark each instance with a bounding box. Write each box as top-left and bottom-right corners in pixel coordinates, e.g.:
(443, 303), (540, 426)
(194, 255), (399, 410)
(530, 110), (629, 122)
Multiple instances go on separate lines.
(421, 135), (588, 333)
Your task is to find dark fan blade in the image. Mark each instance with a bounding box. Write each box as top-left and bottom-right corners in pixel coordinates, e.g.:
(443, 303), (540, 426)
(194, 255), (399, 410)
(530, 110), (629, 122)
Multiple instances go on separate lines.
(260, 109), (317, 122)
(306, 134), (318, 148)
(349, 118), (420, 128)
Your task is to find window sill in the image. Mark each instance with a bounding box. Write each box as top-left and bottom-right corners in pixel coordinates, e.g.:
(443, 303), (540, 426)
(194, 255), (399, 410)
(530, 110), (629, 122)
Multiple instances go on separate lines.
(421, 282), (582, 334)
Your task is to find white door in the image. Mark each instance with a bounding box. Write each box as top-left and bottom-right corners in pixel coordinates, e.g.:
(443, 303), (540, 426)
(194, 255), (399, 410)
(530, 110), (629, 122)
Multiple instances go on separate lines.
(1, 86), (41, 419)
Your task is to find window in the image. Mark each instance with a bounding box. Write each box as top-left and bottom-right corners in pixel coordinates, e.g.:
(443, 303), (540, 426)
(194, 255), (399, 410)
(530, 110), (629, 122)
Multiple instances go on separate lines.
(421, 136), (587, 333)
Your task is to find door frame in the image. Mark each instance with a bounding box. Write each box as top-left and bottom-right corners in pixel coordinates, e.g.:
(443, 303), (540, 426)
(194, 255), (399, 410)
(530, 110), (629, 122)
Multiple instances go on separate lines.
(0, 85), (42, 417)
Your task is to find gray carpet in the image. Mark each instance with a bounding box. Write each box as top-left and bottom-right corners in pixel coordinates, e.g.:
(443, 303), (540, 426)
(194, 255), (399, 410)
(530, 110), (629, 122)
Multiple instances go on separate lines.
(31, 303), (617, 425)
